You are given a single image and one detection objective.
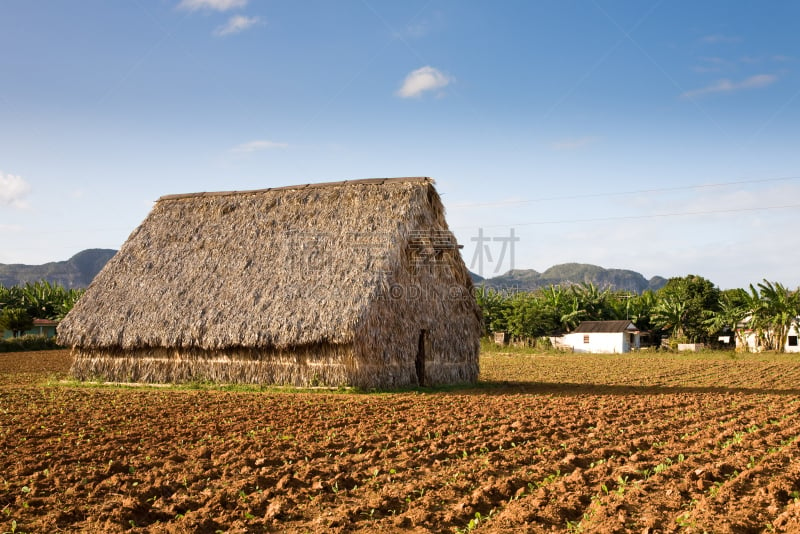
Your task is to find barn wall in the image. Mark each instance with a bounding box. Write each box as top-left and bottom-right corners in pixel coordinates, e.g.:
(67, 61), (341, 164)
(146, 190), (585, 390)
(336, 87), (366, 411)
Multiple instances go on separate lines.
(70, 344), (367, 387)
(65, 179), (481, 389)
(562, 332), (634, 353)
(737, 324), (800, 353)
(354, 259), (480, 387)
(355, 282), (480, 388)
(788, 324), (800, 353)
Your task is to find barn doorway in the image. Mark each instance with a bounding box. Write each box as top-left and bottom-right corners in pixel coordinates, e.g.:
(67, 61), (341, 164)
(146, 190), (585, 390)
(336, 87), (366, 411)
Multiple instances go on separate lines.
(415, 330), (426, 386)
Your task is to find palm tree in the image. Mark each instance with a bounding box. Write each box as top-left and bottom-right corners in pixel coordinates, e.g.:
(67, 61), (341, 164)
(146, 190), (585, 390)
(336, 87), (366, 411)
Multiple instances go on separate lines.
(540, 285), (584, 332)
(755, 280), (800, 352)
(55, 287), (84, 320)
(607, 292), (636, 321)
(0, 281), (85, 322)
(703, 288), (750, 349)
(474, 286), (509, 335)
(629, 290), (658, 332)
(558, 299), (586, 332)
(571, 282), (612, 321)
(652, 295), (687, 340)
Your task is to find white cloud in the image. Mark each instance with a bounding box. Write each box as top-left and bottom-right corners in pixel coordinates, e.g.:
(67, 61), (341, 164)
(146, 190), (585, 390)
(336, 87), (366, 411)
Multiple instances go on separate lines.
(177, 0), (247, 12)
(549, 137), (599, 151)
(0, 171), (31, 209)
(231, 140), (289, 153)
(396, 66), (453, 98)
(214, 15), (262, 36)
(681, 74), (777, 99)
(692, 56), (732, 73)
(741, 55), (794, 64)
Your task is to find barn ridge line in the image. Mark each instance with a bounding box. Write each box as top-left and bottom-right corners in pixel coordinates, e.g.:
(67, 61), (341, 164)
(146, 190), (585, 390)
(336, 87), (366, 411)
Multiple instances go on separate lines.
(157, 176), (433, 202)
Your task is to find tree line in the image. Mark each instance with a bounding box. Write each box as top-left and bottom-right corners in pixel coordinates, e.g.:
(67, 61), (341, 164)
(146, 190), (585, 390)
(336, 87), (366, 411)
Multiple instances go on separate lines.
(2, 275), (798, 351)
(0, 281), (84, 337)
(475, 275), (800, 352)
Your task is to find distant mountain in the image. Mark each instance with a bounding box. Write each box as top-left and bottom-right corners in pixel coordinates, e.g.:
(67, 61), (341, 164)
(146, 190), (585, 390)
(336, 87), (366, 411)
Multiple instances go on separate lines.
(2, 250), (665, 295)
(0, 249), (117, 288)
(471, 263), (667, 293)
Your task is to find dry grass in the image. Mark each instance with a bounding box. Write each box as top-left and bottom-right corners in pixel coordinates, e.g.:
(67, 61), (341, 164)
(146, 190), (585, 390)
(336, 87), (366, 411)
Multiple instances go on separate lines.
(59, 178), (480, 388)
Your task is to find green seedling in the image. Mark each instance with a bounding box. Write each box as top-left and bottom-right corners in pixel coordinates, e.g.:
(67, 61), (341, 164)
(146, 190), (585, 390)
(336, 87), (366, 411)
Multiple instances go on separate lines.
(614, 476), (629, 496)
(566, 519), (584, 533)
(653, 463), (669, 475)
(675, 512), (694, 527)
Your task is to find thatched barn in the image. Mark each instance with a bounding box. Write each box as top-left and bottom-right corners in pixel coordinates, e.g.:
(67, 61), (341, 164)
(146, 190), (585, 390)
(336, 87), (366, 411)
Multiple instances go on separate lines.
(58, 177), (481, 388)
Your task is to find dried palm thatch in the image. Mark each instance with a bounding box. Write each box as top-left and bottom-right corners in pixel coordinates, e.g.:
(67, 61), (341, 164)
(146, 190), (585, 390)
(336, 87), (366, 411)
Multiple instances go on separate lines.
(59, 177), (481, 388)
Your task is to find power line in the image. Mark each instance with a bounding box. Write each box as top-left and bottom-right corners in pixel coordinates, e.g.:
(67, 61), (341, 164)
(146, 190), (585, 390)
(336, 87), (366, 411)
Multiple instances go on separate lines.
(459, 203), (800, 229)
(449, 175), (800, 209)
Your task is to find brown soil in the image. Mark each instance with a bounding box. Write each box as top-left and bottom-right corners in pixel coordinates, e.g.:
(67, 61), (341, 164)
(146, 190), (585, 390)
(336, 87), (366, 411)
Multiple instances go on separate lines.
(1, 350), (799, 533)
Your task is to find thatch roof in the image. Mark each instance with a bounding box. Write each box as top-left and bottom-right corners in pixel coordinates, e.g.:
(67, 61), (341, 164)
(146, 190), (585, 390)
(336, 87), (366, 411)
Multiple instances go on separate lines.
(572, 320), (639, 333)
(58, 177), (472, 352)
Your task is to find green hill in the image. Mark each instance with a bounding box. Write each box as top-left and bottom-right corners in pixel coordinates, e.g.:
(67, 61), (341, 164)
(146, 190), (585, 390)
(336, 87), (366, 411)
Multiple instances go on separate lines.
(0, 249), (117, 288)
(2, 250), (665, 295)
(471, 263), (666, 293)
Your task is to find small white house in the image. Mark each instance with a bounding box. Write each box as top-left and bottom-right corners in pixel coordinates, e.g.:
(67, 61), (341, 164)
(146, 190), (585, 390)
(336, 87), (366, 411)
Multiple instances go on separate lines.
(560, 320), (641, 354)
(736, 321), (800, 353)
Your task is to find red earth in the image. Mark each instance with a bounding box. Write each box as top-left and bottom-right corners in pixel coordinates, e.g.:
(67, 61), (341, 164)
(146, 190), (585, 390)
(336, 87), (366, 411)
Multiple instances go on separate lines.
(1, 349), (800, 533)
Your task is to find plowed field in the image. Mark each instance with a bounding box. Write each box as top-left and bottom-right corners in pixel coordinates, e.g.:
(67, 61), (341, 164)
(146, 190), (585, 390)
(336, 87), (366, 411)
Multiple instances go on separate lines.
(2, 349), (800, 533)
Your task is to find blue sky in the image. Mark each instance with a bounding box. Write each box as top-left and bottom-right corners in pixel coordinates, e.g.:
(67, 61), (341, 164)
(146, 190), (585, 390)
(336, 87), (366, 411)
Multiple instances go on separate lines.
(2, 1), (799, 289)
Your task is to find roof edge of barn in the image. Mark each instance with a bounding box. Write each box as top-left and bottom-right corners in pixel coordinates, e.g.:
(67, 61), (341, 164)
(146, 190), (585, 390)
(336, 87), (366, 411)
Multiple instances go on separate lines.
(157, 176), (434, 202)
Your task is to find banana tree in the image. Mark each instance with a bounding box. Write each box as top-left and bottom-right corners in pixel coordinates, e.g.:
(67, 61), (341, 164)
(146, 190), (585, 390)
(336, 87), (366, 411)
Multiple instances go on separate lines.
(754, 280), (800, 352)
(703, 288), (750, 350)
(652, 295), (687, 340)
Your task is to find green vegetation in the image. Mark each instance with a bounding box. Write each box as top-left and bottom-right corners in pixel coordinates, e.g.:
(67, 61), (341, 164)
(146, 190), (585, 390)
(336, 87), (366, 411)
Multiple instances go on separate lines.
(0, 335), (61, 353)
(653, 275), (720, 342)
(0, 309), (33, 338)
(476, 281), (639, 340)
(0, 281), (83, 351)
(476, 275), (800, 351)
(0, 281), (84, 324)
